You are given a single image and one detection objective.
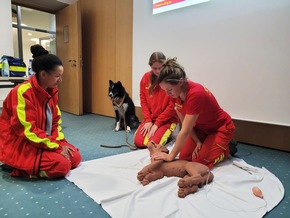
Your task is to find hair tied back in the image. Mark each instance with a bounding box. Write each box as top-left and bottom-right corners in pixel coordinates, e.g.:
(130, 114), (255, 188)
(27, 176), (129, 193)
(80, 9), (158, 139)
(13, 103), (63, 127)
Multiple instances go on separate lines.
(31, 44), (49, 58)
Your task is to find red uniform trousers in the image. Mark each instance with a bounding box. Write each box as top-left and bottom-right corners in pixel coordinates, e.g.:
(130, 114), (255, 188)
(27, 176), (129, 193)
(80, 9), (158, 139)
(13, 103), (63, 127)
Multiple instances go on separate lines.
(179, 119), (235, 169)
(134, 121), (177, 148)
(11, 143), (81, 179)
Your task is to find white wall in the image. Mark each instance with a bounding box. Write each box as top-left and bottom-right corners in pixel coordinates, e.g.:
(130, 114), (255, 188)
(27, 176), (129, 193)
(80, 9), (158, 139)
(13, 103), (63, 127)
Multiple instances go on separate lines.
(0, 0), (13, 107)
(133, 0), (290, 126)
(0, 0), (13, 57)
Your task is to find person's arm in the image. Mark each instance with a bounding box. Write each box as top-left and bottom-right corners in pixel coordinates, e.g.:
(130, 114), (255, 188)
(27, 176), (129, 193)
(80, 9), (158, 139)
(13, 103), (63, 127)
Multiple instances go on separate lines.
(176, 108), (202, 157)
(190, 128), (202, 158)
(175, 107), (184, 122)
(176, 108), (202, 154)
(50, 104), (65, 141)
(149, 96), (178, 138)
(139, 74), (154, 136)
(152, 113), (199, 161)
(154, 97), (177, 127)
(10, 87), (60, 150)
(140, 76), (152, 123)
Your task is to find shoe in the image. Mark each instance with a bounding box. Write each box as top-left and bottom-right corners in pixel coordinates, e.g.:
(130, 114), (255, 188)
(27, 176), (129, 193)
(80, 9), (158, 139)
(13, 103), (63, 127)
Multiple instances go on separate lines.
(229, 140), (238, 156)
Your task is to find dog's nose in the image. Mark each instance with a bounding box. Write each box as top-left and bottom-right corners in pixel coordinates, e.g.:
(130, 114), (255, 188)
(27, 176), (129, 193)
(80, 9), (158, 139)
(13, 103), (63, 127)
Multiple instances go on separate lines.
(109, 92), (113, 97)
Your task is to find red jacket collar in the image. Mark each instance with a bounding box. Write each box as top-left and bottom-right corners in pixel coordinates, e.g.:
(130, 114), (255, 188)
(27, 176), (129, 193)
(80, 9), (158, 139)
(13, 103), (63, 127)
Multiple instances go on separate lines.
(29, 75), (58, 101)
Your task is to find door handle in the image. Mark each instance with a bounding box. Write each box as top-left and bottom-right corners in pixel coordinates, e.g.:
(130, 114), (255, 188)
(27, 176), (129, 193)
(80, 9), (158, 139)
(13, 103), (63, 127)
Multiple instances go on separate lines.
(68, 59), (77, 67)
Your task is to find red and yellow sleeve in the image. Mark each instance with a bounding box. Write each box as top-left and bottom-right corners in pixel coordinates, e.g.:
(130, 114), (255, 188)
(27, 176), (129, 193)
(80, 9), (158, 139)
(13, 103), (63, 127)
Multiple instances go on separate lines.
(10, 83), (60, 150)
(140, 74), (152, 123)
(154, 96), (177, 127)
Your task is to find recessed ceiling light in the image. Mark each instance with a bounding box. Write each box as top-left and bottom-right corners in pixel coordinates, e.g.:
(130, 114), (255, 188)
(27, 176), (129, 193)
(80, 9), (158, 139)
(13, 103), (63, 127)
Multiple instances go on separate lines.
(28, 33), (32, 36)
(30, 38), (39, 42)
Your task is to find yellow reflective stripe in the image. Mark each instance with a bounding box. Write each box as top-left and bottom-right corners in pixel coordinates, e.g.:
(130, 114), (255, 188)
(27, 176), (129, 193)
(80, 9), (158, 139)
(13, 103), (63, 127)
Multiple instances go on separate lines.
(16, 83), (59, 149)
(10, 66), (26, 72)
(159, 129), (171, 145)
(39, 170), (50, 178)
(169, 123), (177, 132)
(214, 153), (225, 165)
(159, 123), (177, 145)
(144, 134), (149, 146)
(144, 122), (177, 146)
(56, 105), (64, 140)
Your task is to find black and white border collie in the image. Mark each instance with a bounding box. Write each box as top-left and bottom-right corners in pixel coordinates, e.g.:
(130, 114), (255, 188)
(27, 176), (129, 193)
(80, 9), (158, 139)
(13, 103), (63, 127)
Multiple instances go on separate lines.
(108, 80), (139, 132)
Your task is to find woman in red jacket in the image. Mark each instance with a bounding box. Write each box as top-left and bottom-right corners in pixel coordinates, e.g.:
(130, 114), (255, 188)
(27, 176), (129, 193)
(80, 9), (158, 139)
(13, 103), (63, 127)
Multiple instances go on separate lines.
(134, 52), (178, 148)
(152, 57), (235, 169)
(0, 45), (81, 178)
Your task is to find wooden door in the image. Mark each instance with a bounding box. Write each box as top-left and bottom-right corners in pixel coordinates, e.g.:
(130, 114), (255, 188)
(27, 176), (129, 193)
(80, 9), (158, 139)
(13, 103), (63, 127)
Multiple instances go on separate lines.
(80, 0), (133, 117)
(56, 1), (83, 115)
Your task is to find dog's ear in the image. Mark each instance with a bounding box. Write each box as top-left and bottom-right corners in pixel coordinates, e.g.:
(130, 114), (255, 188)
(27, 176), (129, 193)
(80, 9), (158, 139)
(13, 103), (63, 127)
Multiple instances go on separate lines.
(116, 81), (122, 87)
(109, 80), (114, 86)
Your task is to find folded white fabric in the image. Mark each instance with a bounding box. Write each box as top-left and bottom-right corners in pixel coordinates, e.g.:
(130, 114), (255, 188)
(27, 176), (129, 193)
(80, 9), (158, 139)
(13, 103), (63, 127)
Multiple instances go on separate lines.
(66, 145), (284, 218)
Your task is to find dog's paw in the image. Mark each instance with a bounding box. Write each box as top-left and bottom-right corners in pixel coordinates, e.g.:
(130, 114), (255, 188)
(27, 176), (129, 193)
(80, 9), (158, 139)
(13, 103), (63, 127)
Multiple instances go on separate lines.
(126, 126), (131, 133)
(114, 122), (120, 132)
(114, 128), (120, 132)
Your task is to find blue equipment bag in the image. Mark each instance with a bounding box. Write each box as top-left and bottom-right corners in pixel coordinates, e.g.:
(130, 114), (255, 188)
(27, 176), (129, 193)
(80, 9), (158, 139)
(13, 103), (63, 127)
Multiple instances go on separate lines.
(0, 56), (27, 77)
(8, 57), (27, 77)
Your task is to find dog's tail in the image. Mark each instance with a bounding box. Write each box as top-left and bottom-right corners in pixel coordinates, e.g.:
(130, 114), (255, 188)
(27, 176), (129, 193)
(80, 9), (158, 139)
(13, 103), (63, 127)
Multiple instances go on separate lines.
(128, 115), (140, 129)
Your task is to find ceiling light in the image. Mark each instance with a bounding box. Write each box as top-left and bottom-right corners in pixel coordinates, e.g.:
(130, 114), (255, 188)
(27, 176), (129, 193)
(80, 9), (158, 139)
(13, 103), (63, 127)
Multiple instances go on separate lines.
(30, 38), (39, 42)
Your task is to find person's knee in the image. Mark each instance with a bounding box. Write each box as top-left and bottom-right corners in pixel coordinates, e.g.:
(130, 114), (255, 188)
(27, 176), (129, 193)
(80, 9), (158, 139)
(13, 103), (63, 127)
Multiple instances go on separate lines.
(45, 158), (71, 178)
(134, 136), (147, 148)
(135, 142), (147, 149)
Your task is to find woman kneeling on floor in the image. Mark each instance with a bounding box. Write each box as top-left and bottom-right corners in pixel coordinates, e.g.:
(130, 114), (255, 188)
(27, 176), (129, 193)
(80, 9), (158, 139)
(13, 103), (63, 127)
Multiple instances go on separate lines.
(0, 45), (81, 179)
(151, 57), (235, 169)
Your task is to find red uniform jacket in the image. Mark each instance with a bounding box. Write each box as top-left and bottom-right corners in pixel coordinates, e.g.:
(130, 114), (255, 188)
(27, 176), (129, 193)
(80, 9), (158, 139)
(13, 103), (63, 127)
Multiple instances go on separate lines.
(0, 75), (65, 175)
(173, 80), (233, 133)
(140, 72), (178, 127)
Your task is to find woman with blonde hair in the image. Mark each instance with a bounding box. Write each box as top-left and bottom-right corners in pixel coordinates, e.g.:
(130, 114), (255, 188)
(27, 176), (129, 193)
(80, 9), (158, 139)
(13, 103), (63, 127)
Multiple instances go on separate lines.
(134, 52), (178, 148)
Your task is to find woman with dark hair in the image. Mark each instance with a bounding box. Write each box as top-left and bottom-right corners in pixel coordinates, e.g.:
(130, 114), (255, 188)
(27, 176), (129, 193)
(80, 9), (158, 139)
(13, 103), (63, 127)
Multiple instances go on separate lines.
(152, 57), (235, 169)
(134, 52), (178, 148)
(0, 45), (81, 179)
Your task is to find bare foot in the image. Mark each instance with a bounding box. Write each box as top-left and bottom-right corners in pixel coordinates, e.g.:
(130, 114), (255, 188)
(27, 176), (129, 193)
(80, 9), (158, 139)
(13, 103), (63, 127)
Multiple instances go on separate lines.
(178, 185), (198, 198)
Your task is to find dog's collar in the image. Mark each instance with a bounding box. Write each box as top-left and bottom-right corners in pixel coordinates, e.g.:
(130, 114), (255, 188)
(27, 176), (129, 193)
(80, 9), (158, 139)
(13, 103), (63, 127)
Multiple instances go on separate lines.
(113, 95), (125, 108)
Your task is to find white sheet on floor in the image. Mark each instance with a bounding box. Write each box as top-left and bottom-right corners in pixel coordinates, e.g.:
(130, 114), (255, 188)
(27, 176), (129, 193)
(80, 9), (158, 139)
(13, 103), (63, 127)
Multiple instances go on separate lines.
(66, 144), (284, 218)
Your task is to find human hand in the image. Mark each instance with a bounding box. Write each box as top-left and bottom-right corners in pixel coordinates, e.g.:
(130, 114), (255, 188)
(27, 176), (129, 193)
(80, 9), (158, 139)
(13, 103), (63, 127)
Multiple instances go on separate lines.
(151, 152), (175, 162)
(140, 122), (153, 136)
(148, 124), (158, 138)
(60, 146), (75, 161)
(192, 142), (202, 159)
